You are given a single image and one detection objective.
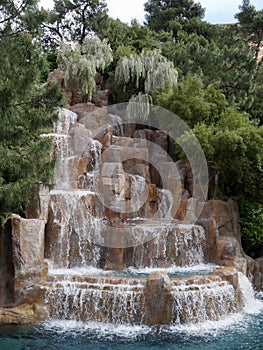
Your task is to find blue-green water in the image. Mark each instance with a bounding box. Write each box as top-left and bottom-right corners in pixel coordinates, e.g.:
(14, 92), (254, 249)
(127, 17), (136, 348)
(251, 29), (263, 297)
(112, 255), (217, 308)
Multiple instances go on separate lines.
(48, 263), (217, 279)
(0, 294), (262, 350)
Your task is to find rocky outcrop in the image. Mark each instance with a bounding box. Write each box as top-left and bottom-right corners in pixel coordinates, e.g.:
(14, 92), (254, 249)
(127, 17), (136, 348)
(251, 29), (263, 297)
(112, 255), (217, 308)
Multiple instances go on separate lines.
(48, 69), (110, 106)
(0, 214), (48, 324)
(199, 199), (241, 242)
(197, 199), (258, 281)
(47, 68), (81, 105)
(0, 104), (262, 327)
(4, 216), (47, 307)
(144, 272), (172, 325)
(25, 185), (50, 223)
(0, 304), (48, 324)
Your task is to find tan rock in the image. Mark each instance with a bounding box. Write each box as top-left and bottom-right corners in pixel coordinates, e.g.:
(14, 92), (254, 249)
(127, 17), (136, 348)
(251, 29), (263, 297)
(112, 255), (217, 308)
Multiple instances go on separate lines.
(216, 237), (242, 261)
(112, 136), (134, 147)
(11, 215), (45, 267)
(148, 184), (158, 202)
(144, 272), (172, 325)
(25, 185), (50, 223)
(199, 199), (241, 242)
(0, 304), (49, 324)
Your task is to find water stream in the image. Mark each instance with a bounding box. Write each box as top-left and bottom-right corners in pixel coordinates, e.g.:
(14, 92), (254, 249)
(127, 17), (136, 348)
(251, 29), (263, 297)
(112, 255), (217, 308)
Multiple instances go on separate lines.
(15, 108), (262, 348)
(0, 296), (262, 349)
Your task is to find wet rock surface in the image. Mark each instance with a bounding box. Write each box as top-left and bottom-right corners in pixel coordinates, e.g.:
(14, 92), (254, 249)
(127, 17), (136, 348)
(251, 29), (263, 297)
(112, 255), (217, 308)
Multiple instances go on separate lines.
(0, 105), (261, 325)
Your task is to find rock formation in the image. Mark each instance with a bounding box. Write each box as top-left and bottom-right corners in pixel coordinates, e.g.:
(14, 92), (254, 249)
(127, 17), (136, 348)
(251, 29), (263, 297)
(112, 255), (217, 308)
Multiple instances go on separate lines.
(0, 103), (262, 325)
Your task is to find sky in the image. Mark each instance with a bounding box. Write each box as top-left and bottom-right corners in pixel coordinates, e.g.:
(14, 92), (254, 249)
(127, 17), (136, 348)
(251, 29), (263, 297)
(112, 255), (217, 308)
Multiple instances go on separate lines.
(40, 0), (262, 25)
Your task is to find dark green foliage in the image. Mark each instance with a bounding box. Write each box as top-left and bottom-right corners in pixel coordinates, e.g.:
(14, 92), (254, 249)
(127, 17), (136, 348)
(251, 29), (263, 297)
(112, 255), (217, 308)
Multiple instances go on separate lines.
(43, 0), (108, 46)
(0, 29), (65, 222)
(98, 18), (160, 58)
(162, 26), (257, 111)
(235, 0), (263, 61)
(144, 0), (205, 35)
(155, 76), (263, 203)
(154, 75), (227, 128)
(239, 199), (263, 257)
(249, 64), (263, 124)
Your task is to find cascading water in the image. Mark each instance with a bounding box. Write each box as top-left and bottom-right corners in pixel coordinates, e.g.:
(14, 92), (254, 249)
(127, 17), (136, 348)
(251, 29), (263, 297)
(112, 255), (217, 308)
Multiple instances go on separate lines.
(129, 175), (148, 213)
(171, 277), (237, 323)
(128, 224), (206, 268)
(108, 114), (124, 136)
(45, 275), (146, 324)
(79, 139), (103, 191)
(42, 108), (261, 328)
(45, 190), (106, 268)
(44, 108), (79, 189)
(156, 189), (173, 220)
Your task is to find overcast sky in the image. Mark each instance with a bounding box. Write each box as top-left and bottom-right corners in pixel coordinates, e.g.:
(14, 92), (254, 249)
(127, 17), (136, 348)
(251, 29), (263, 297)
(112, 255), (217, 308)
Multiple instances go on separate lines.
(40, 0), (262, 24)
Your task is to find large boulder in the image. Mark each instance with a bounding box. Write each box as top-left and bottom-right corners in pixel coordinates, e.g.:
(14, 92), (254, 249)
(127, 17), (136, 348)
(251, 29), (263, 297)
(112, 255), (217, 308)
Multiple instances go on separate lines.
(144, 272), (172, 325)
(199, 199), (241, 242)
(9, 216), (47, 306)
(0, 304), (49, 324)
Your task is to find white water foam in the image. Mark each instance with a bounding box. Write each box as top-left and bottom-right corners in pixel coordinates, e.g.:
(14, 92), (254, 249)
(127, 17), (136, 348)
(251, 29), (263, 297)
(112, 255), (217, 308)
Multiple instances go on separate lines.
(156, 189), (173, 220)
(124, 263), (217, 276)
(238, 272), (263, 314)
(54, 108), (78, 135)
(46, 263), (217, 278)
(41, 300), (263, 338)
(42, 320), (151, 338)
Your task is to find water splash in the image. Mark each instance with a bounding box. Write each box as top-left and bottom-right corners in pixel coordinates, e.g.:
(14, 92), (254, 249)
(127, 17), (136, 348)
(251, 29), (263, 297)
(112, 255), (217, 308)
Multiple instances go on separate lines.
(108, 114), (124, 136)
(45, 276), (145, 324)
(129, 224), (206, 268)
(54, 108), (78, 135)
(171, 278), (237, 324)
(156, 189), (173, 220)
(238, 272), (263, 314)
(129, 175), (148, 212)
(79, 139), (103, 191)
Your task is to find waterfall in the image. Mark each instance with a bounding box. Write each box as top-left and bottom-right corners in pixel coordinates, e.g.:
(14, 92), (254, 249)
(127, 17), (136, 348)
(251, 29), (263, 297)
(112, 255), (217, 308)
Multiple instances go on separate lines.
(171, 277), (236, 324)
(53, 137), (77, 189)
(45, 275), (145, 324)
(43, 108), (260, 327)
(41, 108), (78, 189)
(46, 190), (105, 268)
(238, 272), (262, 313)
(108, 114), (124, 136)
(80, 140), (103, 191)
(156, 189), (173, 220)
(129, 224), (206, 268)
(44, 272), (245, 325)
(54, 108), (78, 135)
(129, 175), (148, 213)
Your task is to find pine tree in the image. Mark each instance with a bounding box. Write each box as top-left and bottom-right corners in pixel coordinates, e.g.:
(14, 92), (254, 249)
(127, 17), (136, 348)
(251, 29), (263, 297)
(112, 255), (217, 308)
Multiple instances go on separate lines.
(0, 5), (65, 222)
(144, 0), (205, 36)
(43, 0), (108, 47)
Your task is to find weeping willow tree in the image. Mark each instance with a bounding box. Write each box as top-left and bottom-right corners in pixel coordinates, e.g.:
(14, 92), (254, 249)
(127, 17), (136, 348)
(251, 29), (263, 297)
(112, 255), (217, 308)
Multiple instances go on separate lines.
(57, 36), (113, 102)
(115, 49), (178, 120)
(126, 92), (153, 120)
